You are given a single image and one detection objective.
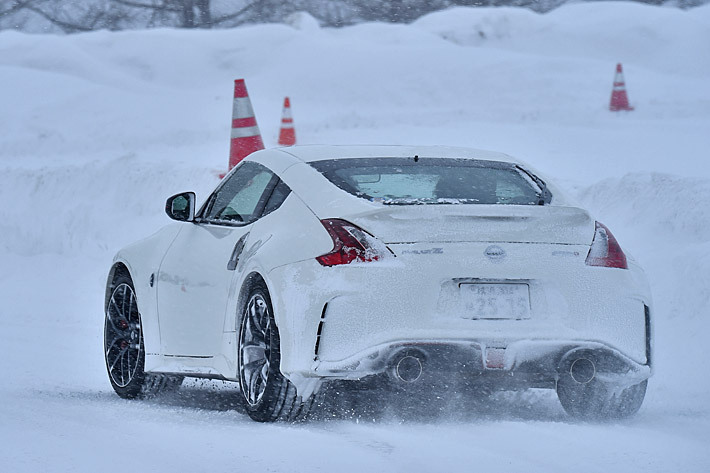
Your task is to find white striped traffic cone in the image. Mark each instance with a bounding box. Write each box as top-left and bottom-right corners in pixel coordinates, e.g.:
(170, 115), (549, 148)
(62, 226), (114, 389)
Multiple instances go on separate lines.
(228, 79), (264, 170)
(609, 63), (634, 112)
(277, 97), (296, 146)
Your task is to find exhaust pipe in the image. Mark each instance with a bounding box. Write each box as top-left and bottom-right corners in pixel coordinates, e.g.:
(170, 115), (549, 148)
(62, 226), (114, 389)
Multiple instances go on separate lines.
(569, 357), (596, 384)
(389, 350), (425, 383)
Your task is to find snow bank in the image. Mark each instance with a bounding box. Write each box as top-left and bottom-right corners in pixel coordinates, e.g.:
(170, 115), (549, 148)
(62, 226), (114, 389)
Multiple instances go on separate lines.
(0, 158), (217, 255)
(579, 173), (710, 245)
(415, 3), (710, 77)
(1, 3), (707, 173)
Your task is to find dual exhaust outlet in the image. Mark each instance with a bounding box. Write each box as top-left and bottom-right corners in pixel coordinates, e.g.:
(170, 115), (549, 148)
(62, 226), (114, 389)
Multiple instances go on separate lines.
(387, 348), (600, 385)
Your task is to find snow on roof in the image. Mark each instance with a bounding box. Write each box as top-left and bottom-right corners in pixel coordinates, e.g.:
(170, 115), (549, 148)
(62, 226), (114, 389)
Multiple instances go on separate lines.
(272, 144), (519, 164)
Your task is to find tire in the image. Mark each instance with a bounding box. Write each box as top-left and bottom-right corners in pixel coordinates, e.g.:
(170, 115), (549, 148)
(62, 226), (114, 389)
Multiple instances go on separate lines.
(237, 280), (315, 422)
(556, 353), (647, 420)
(104, 272), (183, 399)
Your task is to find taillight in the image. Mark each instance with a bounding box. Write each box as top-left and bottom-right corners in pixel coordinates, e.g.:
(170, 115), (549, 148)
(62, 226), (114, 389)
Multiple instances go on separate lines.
(585, 221), (628, 269)
(316, 219), (392, 266)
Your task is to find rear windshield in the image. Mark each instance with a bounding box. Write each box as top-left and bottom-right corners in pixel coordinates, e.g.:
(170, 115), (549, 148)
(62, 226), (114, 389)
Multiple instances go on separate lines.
(309, 158), (550, 205)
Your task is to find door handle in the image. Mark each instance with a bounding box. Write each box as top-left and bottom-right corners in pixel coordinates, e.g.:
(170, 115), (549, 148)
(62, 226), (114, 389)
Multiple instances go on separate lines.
(227, 233), (249, 271)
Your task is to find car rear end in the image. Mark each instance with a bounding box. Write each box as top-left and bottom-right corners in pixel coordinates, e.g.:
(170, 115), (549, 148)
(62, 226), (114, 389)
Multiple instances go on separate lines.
(268, 151), (652, 415)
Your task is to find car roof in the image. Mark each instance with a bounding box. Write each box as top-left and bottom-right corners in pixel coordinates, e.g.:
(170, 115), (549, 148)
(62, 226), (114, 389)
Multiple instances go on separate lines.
(243, 145), (575, 212)
(270, 144), (521, 164)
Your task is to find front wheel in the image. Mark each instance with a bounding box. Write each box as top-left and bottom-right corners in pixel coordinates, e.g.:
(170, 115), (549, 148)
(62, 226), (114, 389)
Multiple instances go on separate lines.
(104, 272), (182, 398)
(237, 281), (314, 422)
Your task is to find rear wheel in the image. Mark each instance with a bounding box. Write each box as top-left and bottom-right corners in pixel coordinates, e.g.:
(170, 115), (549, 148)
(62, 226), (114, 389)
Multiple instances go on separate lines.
(238, 281), (315, 422)
(104, 272), (182, 398)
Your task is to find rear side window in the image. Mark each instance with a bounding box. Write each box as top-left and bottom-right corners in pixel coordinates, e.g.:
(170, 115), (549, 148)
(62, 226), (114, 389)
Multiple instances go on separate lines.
(262, 180), (291, 216)
(309, 158), (550, 205)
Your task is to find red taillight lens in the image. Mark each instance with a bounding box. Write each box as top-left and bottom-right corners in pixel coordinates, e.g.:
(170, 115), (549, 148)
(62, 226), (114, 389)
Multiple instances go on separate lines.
(585, 221), (628, 269)
(316, 219), (391, 267)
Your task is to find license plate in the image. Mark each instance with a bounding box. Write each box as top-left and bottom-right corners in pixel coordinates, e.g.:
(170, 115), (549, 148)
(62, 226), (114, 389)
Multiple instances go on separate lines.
(459, 283), (530, 320)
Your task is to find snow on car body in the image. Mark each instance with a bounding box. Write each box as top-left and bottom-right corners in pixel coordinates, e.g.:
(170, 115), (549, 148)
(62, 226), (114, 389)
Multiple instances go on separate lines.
(104, 145), (652, 421)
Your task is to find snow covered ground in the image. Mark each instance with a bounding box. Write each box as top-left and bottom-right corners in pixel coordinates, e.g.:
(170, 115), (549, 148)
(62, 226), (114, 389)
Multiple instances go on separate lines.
(1, 2), (709, 471)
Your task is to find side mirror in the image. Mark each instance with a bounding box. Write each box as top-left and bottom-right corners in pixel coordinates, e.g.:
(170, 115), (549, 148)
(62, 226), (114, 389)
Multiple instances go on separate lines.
(165, 192), (196, 221)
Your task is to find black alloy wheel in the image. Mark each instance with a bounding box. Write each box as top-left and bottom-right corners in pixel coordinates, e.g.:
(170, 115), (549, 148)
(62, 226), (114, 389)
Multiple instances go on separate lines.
(105, 276), (145, 397)
(104, 272), (182, 398)
(237, 280), (316, 422)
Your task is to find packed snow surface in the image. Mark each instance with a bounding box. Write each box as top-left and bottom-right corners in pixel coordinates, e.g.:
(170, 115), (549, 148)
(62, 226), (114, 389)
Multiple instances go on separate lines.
(1, 2), (709, 472)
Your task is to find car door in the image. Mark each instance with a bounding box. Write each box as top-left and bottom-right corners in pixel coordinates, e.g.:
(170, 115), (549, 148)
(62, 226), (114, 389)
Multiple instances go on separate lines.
(156, 161), (279, 357)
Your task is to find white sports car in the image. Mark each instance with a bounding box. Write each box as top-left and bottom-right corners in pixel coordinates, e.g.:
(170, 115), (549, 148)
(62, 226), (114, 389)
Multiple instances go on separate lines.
(104, 145), (652, 422)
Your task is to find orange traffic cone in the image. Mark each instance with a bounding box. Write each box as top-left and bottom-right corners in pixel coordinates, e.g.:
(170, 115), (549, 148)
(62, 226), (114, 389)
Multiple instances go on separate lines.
(228, 79), (264, 170)
(277, 97), (296, 146)
(609, 63), (634, 111)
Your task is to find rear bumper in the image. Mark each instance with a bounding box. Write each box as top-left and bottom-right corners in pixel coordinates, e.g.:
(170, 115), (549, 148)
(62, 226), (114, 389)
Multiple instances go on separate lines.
(311, 339), (651, 388)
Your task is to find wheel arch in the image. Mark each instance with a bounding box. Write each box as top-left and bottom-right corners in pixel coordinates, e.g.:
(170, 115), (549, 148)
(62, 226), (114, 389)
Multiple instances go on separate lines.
(105, 257), (162, 362)
(235, 271), (269, 327)
(105, 261), (132, 313)
(233, 269), (318, 421)
(232, 270), (289, 361)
